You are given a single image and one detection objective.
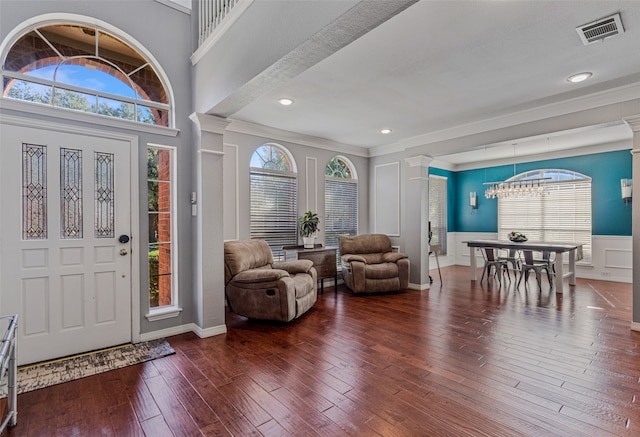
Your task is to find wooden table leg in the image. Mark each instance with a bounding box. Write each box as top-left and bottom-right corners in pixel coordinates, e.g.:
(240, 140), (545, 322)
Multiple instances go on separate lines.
(469, 246), (477, 281)
(554, 251), (564, 294)
(568, 249), (576, 286)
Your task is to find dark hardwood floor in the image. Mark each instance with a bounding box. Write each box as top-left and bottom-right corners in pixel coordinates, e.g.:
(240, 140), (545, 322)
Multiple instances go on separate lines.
(5, 266), (640, 436)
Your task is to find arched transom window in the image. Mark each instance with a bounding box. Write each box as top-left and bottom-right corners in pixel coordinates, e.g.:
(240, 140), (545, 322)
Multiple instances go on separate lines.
(325, 156), (358, 266)
(498, 169), (592, 262)
(250, 144), (298, 260)
(2, 23), (171, 126)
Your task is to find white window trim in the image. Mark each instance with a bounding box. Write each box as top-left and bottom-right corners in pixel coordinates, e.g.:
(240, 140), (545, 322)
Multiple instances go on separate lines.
(0, 97), (179, 137)
(324, 156), (358, 269)
(498, 169), (592, 263)
(147, 143), (181, 317)
(145, 306), (183, 322)
(0, 13), (177, 128)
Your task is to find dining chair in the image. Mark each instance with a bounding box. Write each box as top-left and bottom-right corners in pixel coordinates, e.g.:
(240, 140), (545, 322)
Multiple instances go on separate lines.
(517, 250), (554, 290)
(534, 250), (556, 274)
(480, 247), (508, 284)
(498, 248), (520, 279)
(429, 243), (442, 284)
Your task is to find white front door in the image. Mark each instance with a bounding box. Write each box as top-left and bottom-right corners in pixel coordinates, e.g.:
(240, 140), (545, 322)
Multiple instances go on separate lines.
(0, 123), (132, 365)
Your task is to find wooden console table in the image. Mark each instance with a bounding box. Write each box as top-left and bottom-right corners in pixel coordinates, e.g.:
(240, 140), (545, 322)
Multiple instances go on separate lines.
(283, 245), (338, 293)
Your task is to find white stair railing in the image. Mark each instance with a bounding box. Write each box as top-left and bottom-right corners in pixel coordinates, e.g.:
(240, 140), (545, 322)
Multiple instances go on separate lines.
(199, 0), (239, 46)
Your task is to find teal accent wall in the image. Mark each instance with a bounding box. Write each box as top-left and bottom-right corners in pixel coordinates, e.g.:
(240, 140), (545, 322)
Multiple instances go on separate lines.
(447, 150), (632, 235)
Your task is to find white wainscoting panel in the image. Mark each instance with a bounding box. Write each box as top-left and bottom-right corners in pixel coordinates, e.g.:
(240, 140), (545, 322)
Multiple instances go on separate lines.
(374, 161), (400, 236)
(452, 233), (632, 283)
(223, 144), (239, 241)
(305, 157), (318, 213)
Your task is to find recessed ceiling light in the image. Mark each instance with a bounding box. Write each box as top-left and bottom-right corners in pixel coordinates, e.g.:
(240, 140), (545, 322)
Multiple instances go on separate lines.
(380, 128), (392, 134)
(278, 98), (294, 106)
(567, 72), (592, 83)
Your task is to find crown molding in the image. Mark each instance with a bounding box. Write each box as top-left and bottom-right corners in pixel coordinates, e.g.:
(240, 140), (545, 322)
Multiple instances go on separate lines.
(623, 114), (640, 131)
(189, 112), (230, 134)
(154, 0), (191, 14)
(452, 140), (631, 172)
(404, 155), (433, 168)
(370, 82), (640, 158)
(226, 118), (370, 157)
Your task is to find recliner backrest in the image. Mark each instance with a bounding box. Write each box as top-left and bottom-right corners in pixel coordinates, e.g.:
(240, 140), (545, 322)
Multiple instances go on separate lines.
(224, 239), (274, 284)
(340, 234), (392, 256)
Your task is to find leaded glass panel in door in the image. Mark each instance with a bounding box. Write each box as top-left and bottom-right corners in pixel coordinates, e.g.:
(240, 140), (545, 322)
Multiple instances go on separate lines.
(94, 152), (114, 238)
(60, 148), (83, 239)
(22, 143), (47, 240)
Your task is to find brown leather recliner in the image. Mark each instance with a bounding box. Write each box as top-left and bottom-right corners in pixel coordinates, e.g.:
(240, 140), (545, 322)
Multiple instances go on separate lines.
(339, 234), (410, 294)
(223, 239), (318, 321)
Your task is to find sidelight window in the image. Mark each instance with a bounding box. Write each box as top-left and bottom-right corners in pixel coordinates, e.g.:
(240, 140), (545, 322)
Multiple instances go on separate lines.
(147, 145), (176, 310)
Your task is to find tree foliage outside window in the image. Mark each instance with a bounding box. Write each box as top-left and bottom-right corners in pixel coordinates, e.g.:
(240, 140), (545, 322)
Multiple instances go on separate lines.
(325, 157), (352, 178)
(250, 144), (292, 171)
(2, 24), (170, 126)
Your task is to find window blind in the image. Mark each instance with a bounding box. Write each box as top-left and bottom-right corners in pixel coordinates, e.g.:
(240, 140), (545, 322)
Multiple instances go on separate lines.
(324, 177), (358, 267)
(498, 181), (592, 263)
(250, 169), (298, 260)
(429, 175), (447, 255)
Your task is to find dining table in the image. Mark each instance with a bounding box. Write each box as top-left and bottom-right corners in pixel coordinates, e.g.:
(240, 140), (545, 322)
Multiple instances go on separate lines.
(464, 240), (583, 293)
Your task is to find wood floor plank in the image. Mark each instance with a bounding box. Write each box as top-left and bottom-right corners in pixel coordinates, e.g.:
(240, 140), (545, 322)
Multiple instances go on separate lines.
(144, 372), (202, 436)
(8, 266), (640, 436)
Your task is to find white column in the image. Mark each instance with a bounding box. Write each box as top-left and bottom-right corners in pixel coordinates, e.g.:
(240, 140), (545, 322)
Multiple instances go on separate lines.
(189, 113), (230, 337)
(404, 156), (433, 289)
(623, 115), (640, 331)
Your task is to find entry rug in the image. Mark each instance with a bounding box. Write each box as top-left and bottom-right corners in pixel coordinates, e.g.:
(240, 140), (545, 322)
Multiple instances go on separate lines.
(0, 339), (174, 397)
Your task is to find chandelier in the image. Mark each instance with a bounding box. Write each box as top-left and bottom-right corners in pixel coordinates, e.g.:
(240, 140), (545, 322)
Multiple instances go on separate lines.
(484, 178), (550, 199)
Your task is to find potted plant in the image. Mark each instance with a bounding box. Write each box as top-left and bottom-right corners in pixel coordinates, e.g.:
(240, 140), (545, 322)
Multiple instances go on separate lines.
(299, 210), (319, 248)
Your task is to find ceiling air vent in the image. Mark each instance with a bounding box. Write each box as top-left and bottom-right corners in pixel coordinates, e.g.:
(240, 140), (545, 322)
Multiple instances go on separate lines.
(576, 13), (624, 45)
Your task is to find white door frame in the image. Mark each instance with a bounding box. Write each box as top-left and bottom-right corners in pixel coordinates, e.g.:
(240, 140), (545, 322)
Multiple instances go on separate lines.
(0, 113), (141, 345)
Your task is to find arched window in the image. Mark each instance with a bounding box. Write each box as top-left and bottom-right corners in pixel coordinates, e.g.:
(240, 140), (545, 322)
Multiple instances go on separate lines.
(325, 156), (358, 265)
(250, 144), (298, 260)
(2, 22), (171, 126)
(498, 169), (592, 262)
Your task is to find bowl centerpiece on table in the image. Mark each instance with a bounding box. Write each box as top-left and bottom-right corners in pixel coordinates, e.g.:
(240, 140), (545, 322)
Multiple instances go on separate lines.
(508, 232), (528, 242)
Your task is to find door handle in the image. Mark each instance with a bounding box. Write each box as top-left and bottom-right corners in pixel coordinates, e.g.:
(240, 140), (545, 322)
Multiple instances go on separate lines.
(119, 249), (128, 256)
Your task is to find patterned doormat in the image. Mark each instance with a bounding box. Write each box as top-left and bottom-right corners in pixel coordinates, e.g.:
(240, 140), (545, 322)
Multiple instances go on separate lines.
(0, 339), (174, 397)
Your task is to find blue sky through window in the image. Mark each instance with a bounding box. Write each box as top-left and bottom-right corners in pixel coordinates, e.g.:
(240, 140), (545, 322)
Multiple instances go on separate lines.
(30, 64), (136, 99)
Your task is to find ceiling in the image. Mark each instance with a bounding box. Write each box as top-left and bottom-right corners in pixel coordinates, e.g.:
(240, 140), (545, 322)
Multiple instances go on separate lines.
(216, 1), (640, 165)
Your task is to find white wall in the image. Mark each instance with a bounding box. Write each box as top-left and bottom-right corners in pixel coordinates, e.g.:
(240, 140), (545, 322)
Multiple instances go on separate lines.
(222, 129), (370, 244)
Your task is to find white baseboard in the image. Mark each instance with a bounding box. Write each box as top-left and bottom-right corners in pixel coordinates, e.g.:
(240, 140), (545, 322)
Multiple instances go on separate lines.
(409, 282), (430, 290)
(631, 322), (640, 332)
(193, 323), (227, 338)
(138, 322), (227, 342)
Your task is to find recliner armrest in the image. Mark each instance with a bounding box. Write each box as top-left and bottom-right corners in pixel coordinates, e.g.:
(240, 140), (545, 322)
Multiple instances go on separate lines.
(382, 252), (408, 263)
(232, 269), (290, 284)
(342, 254), (366, 264)
(273, 260), (313, 274)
